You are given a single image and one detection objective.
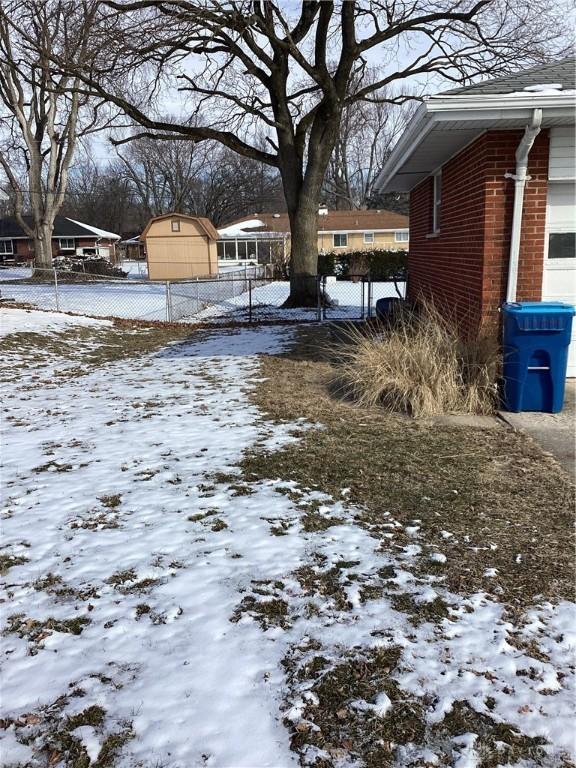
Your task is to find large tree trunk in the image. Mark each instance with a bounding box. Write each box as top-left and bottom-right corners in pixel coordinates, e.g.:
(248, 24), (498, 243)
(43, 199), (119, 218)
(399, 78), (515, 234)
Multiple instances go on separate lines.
(33, 221), (55, 270)
(284, 204), (319, 307)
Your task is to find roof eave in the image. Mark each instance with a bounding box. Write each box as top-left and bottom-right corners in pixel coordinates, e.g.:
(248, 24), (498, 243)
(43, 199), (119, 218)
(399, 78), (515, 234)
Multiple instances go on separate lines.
(375, 93), (576, 193)
(373, 103), (433, 193)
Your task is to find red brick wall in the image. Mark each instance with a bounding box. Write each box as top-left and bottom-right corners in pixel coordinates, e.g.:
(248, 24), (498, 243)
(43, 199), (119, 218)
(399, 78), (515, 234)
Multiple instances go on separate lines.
(15, 240), (33, 260)
(4, 235), (116, 261)
(408, 129), (549, 337)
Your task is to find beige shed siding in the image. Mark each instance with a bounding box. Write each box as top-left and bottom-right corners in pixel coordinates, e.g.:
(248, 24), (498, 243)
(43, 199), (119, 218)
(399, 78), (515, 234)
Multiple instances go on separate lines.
(145, 216), (218, 280)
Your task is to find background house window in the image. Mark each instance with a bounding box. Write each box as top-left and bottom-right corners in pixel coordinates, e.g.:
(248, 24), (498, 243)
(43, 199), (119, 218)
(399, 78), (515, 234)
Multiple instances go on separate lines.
(395, 231), (409, 242)
(171, 220), (181, 232)
(59, 238), (75, 250)
(432, 171), (442, 232)
(333, 233), (348, 248)
(0, 239), (13, 255)
(364, 232), (374, 244)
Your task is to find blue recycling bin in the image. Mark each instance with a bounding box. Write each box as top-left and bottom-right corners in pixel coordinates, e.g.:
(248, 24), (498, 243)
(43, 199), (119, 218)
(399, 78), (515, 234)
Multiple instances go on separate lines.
(502, 302), (575, 413)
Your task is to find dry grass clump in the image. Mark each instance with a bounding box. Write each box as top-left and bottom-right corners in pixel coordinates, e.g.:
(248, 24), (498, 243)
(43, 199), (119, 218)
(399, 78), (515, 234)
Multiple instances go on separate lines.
(335, 303), (500, 417)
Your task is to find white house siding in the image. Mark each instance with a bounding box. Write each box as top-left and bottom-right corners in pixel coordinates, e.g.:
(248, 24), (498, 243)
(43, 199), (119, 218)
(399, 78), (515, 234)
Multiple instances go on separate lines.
(543, 127), (576, 377)
(548, 126), (576, 181)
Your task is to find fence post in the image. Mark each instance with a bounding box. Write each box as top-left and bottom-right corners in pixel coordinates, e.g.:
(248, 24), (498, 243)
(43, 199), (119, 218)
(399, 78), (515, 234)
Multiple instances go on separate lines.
(316, 276), (322, 321)
(53, 268), (60, 311)
(248, 278), (252, 323)
(368, 278), (374, 320)
(165, 281), (173, 322)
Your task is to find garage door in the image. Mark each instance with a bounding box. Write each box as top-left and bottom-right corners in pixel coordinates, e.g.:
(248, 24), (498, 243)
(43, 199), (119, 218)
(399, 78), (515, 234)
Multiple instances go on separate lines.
(542, 181), (576, 377)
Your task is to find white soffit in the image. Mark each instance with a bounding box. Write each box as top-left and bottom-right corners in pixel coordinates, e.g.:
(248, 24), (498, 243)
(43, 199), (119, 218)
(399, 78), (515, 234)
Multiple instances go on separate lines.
(376, 94), (576, 193)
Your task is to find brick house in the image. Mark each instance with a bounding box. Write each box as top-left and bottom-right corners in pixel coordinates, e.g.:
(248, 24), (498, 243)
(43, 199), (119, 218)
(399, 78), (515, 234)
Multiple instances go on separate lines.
(375, 58), (575, 376)
(0, 215), (120, 263)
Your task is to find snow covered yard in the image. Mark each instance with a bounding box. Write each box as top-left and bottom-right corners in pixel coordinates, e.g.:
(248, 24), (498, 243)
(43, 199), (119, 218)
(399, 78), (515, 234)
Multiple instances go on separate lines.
(1, 309), (575, 768)
(0, 267), (403, 324)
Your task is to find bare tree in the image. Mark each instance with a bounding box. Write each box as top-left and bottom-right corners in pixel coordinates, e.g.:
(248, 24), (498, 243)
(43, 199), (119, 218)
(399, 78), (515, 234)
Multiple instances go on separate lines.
(113, 135), (283, 226)
(61, 153), (138, 234)
(67, 0), (568, 303)
(0, 0), (112, 267)
(114, 134), (200, 218)
(323, 74), (417, 209)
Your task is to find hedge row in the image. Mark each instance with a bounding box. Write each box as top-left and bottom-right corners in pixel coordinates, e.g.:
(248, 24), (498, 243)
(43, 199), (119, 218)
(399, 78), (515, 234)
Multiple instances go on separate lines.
(318, 249), (407, 280)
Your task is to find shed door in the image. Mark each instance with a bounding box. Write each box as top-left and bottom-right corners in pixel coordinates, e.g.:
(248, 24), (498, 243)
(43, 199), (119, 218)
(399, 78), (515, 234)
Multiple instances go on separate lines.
(542, 181), (576, 377)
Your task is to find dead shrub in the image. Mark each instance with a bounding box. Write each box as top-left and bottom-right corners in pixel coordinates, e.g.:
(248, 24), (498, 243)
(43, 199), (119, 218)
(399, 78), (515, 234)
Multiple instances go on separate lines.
(334, 302), (500, 417)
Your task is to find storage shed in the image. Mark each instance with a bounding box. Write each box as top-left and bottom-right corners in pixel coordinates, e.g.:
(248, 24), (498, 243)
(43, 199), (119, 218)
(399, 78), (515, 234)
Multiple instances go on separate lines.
(141, 213), (219, 280)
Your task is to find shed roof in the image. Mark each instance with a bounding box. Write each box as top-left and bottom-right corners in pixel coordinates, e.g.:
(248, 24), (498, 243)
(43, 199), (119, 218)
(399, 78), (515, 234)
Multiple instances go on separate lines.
(140, 213), (220, 241)
(219, 209), (408, 236)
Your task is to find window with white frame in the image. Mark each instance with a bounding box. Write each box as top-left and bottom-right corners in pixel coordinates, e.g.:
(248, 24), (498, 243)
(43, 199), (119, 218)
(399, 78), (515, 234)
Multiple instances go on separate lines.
(0, 239), (14, 255)
(217, 241), (237, 260)
(333, 233), (348, 248)
(547, 183), (575, 259)
(395, 231), (409, 242)
(363, 231), (375, 244)
(59, 238), (75, 250)
(432, 171), (442, 232)
(171, 220), (181, 232)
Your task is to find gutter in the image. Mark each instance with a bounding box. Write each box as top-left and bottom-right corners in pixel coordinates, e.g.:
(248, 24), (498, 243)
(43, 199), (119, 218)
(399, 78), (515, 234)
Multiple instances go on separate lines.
(504, 108), (543, 303)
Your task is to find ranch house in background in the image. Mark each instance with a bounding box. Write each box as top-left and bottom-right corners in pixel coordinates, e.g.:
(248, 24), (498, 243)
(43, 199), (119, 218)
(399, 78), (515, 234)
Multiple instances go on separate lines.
(0, 216), (120, 263)
(375, 57), (576, 377)
(216, 208), (410, 267)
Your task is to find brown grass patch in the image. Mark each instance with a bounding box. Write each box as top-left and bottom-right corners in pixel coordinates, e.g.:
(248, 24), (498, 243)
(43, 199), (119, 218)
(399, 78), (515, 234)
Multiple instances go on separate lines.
(334, 304), (499, 417)
(242, 325), (574, 606)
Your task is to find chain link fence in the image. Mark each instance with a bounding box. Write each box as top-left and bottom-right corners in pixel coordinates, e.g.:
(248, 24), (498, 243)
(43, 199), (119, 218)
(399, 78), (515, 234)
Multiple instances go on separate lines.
(0, 264), (404, 324)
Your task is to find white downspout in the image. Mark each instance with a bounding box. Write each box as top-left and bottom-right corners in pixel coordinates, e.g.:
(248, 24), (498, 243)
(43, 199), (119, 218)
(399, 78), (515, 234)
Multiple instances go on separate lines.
(505, 108), (543, 303)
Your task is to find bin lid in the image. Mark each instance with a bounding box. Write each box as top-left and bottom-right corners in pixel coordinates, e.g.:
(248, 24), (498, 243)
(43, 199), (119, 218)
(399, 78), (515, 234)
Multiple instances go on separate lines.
(502, 301), (576, 316)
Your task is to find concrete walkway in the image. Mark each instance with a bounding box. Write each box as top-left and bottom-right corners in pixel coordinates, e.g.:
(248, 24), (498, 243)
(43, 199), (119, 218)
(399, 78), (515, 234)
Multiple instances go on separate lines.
(500, 380), (575, 478)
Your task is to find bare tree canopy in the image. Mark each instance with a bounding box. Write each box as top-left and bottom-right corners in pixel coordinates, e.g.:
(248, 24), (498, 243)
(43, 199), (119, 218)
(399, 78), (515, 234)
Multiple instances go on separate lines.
(323, 69), (417, 210)
(56, 1), (571, 299)
(112, 135), (283, 226)
(0, 0), (119, 266)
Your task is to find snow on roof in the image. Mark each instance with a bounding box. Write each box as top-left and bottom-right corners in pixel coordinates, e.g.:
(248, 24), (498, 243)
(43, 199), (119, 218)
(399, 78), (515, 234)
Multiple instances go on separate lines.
(66, 218), (121, 240)
(217, 219), (267, 237)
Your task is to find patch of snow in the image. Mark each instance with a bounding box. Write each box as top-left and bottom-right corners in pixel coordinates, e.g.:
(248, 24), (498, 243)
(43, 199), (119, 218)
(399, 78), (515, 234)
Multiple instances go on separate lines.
(452, 732), (480, 767)
(0, 727), (35, 762)
(372, 692), (392, 718)
(0, 265), (32, 281)
(429, 552), (447, 564)
(70, 726), (102, 762)
(0, 307), (112, 336)
(2, 313), (575, 766)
